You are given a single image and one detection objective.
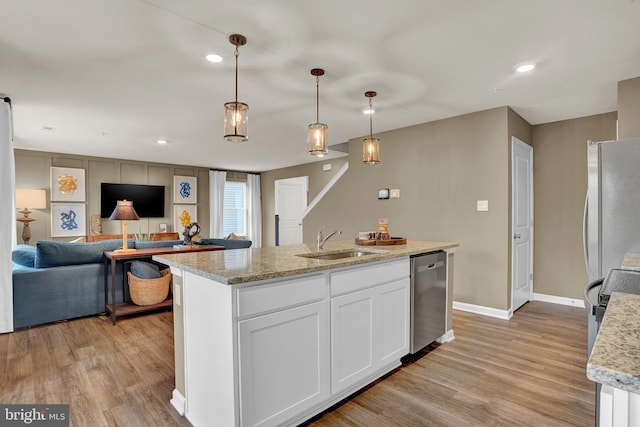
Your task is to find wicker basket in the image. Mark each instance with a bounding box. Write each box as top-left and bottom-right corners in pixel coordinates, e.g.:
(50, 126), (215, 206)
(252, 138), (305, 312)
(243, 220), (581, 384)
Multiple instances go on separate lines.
(127, 268), (171, 306)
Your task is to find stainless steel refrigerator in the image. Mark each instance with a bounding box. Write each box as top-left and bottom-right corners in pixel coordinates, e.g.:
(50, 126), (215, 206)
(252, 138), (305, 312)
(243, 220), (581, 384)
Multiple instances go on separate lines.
(585, 138), (640, 284)
(584, 138), (640, 426)
(585, 138), (640, 348)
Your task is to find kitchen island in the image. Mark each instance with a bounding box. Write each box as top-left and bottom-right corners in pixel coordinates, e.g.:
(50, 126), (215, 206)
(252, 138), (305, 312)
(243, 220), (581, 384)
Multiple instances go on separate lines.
(154, 240), (458, 427)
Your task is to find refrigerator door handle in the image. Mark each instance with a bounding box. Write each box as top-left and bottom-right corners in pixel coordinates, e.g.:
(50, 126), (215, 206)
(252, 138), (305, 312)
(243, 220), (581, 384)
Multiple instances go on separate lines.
(583, 191), (589, 274)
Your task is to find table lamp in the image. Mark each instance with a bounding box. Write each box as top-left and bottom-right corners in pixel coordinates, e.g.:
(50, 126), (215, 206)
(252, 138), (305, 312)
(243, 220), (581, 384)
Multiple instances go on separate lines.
(108, 199), (139, 253)
(15, 188), (47, 244)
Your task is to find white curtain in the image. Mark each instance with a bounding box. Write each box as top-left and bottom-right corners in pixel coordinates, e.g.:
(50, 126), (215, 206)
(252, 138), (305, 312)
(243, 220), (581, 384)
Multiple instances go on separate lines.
(209, 170), (226, 238)
(1, 98), (16, 333)
(247, 173), (262, 248)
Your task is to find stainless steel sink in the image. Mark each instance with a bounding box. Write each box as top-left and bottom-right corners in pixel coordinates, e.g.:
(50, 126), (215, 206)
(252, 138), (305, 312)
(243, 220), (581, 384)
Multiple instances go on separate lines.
(296, 249), (380, 261)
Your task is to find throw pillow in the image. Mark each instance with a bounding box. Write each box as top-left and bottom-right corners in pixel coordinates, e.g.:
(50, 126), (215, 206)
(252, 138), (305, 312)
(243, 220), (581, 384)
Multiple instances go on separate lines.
(130, 261), (162, 279)
(12, 245), (36, 267)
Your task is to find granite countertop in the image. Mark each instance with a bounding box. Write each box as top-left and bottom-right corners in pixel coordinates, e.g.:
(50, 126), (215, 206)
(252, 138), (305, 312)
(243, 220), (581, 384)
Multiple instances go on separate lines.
(587, 292), (640, 393)
(153, 239), (458, 285)
(621, 252), (640, 270)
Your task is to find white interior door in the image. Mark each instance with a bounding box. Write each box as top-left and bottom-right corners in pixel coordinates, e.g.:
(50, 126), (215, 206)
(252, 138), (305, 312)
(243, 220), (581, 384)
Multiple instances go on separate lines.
(511, 137), (533, 312)
(275, 176), (308, 245)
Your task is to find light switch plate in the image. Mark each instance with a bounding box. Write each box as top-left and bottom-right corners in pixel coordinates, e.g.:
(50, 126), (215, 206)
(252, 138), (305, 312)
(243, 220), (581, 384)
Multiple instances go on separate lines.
(390, 189), (400, 199)
(477, 200), (489, 211)
(322, 163), (332, 171)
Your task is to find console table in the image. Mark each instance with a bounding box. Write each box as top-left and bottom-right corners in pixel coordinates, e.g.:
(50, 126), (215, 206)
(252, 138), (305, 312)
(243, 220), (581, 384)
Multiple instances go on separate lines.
(103, 245), (225, 324)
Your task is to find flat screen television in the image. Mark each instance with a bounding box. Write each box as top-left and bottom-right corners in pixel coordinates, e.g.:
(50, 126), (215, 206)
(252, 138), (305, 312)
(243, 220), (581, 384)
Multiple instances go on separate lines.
(100, 183), (165, 218)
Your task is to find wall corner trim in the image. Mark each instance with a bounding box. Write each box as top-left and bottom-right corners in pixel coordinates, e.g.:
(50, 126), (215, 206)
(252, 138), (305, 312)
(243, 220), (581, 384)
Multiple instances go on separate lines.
(532, 293), (586, 308)
(436, 329), (455, 343)
(452, 301), (512, 320)
(170, 389), (186, 416)
(299, 161), (349, 221)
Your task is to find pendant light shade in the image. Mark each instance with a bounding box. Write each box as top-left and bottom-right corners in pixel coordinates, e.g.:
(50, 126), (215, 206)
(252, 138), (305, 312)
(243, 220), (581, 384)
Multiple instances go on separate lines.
(224, 34), (249, 142)
(308, 68), (328, 156)
(363, 91), (380, 164)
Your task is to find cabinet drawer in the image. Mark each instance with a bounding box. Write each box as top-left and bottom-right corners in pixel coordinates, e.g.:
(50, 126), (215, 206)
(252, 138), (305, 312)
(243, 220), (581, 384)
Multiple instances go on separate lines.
(237, 274), (326, 318)
(331, 258), (409, 296)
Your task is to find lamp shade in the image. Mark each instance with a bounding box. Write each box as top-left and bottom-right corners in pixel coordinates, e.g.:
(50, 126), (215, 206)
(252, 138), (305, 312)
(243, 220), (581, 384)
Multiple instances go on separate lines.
(16, 189), (46, 209)
(363, 137), (380, 164)
(108, 200), (140, 221)
(224, 102), (249, 142)
(308, 122), (328, 156)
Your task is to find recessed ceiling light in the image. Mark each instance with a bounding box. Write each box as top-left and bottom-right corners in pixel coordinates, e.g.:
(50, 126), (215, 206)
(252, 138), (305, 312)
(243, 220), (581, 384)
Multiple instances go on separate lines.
(516, 63), (535, 73)
(205, 54), (223, 63)
(363, 108), (375, 115)
(157, 139), (168, 144)
(40, 125), (56, 133)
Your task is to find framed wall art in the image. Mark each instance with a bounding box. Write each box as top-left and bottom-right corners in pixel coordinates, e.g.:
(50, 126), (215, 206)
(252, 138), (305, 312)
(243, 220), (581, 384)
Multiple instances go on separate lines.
(173, 175), (197, 204)
(50, 167), (85, 202)
(174, 204), (197, 235)
(51, 203), (86, 237)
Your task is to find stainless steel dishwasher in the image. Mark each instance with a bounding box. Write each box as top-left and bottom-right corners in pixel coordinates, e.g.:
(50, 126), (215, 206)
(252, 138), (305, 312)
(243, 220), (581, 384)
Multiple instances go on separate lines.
(410, 251), (447, 353)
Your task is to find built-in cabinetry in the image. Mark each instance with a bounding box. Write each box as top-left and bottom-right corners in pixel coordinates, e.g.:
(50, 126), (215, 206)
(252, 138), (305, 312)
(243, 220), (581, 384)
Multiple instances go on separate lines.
(330, 259), (409, 395)
(178, 257), (411, 427)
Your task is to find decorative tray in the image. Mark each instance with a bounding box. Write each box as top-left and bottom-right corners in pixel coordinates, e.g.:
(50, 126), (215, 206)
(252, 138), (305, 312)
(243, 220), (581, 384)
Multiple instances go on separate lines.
(355, 237), (407, 246)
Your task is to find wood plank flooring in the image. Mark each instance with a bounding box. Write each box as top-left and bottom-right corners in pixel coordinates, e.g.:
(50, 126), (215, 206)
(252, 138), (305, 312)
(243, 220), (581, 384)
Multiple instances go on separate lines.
(0, 301), (594, 427)
(308, 302), (594, 426)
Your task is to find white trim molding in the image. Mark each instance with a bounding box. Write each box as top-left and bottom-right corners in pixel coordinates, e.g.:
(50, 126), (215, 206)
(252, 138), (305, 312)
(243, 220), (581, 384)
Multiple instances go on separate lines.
(436, 329), (455, 343)
(453, 301), (513, 320)
(171, 389), (186, 416)
(533, 293), (586, 308)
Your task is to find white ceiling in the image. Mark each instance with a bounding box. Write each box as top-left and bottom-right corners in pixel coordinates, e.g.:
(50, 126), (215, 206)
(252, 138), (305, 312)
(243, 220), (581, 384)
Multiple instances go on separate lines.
(2, 0), (640, 172)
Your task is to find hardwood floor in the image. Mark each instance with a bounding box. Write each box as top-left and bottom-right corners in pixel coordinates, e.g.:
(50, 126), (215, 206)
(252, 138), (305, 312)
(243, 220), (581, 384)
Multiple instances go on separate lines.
(0, 301), (594, 427)
(308, 302), (594, 427)
(0, 311), (190, 427)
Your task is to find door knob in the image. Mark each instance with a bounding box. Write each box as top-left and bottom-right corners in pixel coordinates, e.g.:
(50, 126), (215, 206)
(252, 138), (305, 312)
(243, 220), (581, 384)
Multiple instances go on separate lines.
(514, 233), (521, 239)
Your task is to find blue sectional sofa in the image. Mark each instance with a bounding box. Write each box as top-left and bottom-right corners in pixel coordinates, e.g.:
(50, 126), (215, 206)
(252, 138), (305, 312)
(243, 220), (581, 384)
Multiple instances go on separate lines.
(11, 237), (252, 329)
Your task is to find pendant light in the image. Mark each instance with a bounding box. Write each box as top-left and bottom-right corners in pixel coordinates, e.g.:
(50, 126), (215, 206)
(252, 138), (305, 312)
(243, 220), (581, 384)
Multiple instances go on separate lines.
(224, 34), (248, 142)
(308, 68), (328, 156)
(363, 91), (380, 164)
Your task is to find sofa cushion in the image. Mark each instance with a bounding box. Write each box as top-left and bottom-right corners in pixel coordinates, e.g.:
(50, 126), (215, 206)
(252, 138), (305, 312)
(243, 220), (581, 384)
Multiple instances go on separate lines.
(130, 261), (161, 279)
(196, 238), (252, 249)
(35, 238), (134, 268)
(12, 245), (36, 267)
(134, 239), (184, 249)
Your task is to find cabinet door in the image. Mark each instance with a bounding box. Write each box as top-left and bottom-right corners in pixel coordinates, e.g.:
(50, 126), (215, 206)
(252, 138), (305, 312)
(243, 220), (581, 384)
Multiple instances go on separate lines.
(238, 301), (329, 427)
(378, 278), (410, 366)
(331, 287), (375, 395)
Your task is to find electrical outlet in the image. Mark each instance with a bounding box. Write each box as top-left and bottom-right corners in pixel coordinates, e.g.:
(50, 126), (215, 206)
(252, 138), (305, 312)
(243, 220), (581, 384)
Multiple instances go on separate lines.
(477, 200), (489, 211)
(390, 189), (400, 199)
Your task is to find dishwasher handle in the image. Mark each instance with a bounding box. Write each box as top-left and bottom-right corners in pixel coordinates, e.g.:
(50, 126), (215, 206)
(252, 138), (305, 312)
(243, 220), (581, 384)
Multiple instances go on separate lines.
(417, 261), (445, 273)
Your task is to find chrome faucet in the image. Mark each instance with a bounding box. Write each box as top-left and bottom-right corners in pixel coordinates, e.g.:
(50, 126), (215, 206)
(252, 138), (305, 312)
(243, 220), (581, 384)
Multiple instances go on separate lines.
(316, 226), (342, 251)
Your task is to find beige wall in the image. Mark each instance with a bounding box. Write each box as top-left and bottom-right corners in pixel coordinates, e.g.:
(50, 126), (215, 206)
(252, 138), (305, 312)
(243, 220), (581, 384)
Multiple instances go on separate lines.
(618, 77), (640, 139)
(261, 157), (349, 247)
(263, 107), (514, 311)
(14, 149), (210, 243)
(530, 112), (617, 299)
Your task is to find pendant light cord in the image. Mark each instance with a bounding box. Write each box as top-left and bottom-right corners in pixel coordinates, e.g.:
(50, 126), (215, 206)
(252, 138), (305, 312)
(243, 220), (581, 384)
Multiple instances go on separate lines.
(316, 75), (320, 123)
(234, 46), (239, 104)
(369, 97), (373, 138)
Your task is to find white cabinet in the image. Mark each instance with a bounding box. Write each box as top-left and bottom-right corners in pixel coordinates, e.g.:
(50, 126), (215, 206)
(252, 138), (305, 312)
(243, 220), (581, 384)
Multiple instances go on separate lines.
(330, 259), (410, 395)
(238, 300), (329, 427)
(181, 257), (412, 427)
(331, 287), (375, 394)
(599, 384), (640, 427)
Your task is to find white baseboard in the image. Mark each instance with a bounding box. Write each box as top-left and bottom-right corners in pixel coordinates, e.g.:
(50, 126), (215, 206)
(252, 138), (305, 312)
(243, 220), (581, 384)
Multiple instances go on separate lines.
(436, 329), (455, 343)
(452, 301), (513, 320)
(532, 293), (585, 308)
(170, 389), (185, 416)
